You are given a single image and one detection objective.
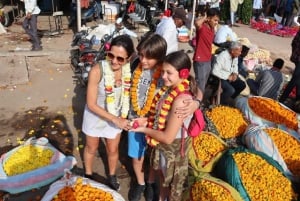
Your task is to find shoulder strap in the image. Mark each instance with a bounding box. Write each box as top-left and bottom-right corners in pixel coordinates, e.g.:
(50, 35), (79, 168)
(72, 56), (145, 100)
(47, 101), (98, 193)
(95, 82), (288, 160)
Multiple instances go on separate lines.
(98, 61), (104, 83)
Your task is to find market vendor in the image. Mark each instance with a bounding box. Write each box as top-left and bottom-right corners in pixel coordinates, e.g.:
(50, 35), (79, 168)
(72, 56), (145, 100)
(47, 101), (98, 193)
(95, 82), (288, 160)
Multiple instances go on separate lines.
(246, 58), (285, 100)
(212, 41), (246, 106)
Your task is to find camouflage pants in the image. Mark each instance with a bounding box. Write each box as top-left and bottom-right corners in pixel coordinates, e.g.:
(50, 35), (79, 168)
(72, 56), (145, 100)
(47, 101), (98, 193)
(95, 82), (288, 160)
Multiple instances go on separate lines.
(151, 138), (190, 201)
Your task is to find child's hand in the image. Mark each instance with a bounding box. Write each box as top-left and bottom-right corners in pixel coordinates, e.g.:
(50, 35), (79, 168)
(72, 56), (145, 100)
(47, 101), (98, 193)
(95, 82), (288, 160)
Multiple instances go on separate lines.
(130, 117), (148, 128)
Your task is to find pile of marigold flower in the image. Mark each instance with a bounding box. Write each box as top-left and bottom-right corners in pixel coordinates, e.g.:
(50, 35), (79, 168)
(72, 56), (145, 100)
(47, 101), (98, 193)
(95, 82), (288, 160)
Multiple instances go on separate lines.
(233, 152), (297, 201)
(264, 128), (300, 177)
(190, 178), (239, 201)
(205, 106), (248, 139)
(192, 132), (227, 165)
(248, 97), (298, 130)
(3, 145), (54, 176)
(52, 177), (114, 201)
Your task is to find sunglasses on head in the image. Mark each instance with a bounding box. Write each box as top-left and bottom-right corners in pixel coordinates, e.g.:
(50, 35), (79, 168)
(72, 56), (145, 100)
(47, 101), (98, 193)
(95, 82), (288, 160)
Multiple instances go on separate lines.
(106, 52), (127, 63)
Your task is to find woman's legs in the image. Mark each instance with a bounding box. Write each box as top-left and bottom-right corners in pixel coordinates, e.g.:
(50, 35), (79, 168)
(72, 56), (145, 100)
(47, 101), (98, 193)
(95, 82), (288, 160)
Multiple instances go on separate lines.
(106, 134), (121, 175)
(84, 135), (100, 175)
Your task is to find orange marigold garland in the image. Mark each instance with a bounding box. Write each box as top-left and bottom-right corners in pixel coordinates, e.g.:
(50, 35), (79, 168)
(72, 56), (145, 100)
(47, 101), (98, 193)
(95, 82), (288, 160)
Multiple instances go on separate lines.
(146, 79), (190, 146)
(130, 64), (162, 117)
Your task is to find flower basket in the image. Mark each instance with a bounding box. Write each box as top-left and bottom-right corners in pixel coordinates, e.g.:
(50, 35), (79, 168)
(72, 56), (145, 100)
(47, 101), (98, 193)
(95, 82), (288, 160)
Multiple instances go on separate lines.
(0, 137), (77, 194)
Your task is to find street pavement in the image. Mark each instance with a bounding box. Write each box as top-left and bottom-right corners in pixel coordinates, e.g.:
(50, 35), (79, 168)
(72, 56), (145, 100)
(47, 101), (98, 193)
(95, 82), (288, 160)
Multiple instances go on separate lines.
(0, 16), (296, 200)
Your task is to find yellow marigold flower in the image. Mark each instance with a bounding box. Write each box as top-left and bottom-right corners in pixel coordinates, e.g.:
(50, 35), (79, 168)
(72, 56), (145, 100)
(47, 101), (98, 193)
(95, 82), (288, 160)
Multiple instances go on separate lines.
(264, 128), (300, 177)
(233, 152), (297, 201)
(206, 106), (248, 139)
(248, 97), (298, 130)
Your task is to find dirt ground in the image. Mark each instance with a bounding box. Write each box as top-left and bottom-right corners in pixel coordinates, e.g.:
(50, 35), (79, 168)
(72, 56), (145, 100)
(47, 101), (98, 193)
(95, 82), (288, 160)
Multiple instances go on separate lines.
(0, 13), (297, 200)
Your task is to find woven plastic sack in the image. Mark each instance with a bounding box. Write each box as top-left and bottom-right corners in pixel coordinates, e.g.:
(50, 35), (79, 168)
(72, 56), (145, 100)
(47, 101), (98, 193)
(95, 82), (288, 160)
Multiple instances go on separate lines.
(235, 96), (298, 130)
(243, 124), (300, 181)
(0, 137), (77, 194)
(41, 174), (125, 201)
(213, 147), (297, 201)
(184, 172), (243, 201)
(189, 131), (228, 173)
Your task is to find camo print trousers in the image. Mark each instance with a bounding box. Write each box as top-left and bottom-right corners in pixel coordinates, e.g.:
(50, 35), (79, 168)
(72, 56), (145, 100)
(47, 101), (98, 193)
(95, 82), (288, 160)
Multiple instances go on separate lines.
(150, 138), (190, 201)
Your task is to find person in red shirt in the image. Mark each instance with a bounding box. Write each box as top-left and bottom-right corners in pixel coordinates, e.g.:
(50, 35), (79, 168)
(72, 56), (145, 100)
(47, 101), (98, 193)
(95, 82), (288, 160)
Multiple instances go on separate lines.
(193, 8), (220, 101)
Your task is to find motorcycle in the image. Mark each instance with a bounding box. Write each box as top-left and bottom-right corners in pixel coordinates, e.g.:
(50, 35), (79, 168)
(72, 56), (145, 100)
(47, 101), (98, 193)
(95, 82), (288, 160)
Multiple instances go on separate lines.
(69, 0), (102, 27)
(70, 20), (135, 86)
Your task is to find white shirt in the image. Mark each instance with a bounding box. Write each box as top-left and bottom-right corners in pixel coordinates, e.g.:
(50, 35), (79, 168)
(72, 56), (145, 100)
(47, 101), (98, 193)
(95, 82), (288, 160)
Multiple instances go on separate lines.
(23, 0), (40, 15)
(212, 50), (239, 80)
(214, 25), (237, 44)
(155, 16), (178, 54)
(253, 0), (262, 9)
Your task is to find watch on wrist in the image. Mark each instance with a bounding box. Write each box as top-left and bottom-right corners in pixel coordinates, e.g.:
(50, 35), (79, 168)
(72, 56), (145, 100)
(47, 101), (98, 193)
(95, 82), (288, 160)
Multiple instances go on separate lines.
(194, 99), (202, 109)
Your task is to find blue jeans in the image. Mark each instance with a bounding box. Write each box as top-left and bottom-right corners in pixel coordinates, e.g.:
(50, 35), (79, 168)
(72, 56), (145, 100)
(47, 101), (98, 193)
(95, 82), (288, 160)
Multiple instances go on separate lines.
(22, 14), (40, 48)
(279, 62), (300, 102)
(193, 61), (212, 93)
(220, 77), (246, 104)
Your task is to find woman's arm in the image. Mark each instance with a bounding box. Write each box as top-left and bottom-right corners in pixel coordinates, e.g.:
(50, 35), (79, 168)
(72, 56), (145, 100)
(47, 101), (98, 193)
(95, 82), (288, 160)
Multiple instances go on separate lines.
(131, 95), (189, 144)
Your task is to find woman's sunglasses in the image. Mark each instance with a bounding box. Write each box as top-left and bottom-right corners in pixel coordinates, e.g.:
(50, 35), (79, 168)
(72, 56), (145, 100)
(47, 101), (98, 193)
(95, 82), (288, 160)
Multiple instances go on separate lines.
(106, 52), (127, 63)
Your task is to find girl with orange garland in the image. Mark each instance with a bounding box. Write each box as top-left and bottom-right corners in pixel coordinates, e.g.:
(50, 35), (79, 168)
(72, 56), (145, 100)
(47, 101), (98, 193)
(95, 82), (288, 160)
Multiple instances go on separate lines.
(82, 35), (134, 191)
(128, 34), (199, 201)
(131, 51), (198, 201)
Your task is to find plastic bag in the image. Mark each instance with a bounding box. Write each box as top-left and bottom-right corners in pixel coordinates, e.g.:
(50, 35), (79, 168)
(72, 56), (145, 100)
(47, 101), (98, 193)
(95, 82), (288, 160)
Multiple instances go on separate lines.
(0, 137), (77, 194)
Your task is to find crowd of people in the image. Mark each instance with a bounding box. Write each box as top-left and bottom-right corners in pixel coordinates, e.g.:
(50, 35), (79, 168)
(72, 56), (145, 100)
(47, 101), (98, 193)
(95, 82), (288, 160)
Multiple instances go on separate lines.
(79, 3), (300, 201)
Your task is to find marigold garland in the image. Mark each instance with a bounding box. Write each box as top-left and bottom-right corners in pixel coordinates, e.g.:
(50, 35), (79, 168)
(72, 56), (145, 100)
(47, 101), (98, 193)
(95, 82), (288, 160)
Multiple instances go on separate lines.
(130, 64), (162, 117)
(103, 61), (131, 118)
(146, 79), (190, 146)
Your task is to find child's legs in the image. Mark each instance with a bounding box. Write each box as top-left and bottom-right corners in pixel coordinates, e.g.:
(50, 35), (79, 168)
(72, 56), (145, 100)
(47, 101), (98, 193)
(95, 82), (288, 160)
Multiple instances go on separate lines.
(128, 131), (147, 184)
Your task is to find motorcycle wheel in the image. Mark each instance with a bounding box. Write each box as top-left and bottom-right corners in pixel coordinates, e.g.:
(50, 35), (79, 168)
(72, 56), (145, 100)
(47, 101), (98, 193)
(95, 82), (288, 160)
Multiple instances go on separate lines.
(0, 12), (12, 27)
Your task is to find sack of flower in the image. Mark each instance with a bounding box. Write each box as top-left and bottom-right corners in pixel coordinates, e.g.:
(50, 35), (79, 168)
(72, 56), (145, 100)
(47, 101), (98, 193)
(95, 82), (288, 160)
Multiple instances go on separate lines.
(184, 173), (243, 201)
(213, 147), (298, 201)
(0, 137), (77, 194)
(243, 125), (300, 181)
(205, 105), (248, 145)
(235, 96), (298, 130)
(189, 131), (228, 173)
(41, 174), (125, 201)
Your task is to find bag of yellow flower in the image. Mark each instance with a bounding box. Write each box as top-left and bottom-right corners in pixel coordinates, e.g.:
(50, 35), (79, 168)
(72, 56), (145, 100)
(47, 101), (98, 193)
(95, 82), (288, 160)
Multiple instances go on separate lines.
(0, 137), (77, 194)
(183, 172), (243, 201)
(204, 105), (248, 146)
(188, 131), (228, 173)
(243, 124), (300, 181)
(235, 96), (298, 131)
(41, 172), (125, 201)
(213, 147), (298, 201)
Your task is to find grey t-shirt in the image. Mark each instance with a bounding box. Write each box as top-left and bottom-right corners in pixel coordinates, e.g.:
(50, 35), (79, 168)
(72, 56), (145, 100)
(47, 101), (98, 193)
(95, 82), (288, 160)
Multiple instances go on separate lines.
(128, 68), (164, 119)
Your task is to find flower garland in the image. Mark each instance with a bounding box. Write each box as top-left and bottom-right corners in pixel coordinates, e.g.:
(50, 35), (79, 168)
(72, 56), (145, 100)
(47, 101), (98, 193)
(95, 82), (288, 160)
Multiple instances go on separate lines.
(130, 64), (162, 117)
(103, 61), (131, 118)
(146, 79), (190, 146)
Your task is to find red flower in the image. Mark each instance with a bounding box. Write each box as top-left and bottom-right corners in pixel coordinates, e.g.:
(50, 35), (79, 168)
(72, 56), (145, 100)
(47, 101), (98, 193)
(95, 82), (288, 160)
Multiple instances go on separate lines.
(179, 69), (189, 79)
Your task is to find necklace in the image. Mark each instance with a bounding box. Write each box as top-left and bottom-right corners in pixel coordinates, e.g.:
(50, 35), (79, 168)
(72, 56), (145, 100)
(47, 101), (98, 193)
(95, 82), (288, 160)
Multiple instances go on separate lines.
(103, 61), (131, 118)
(146, 79), (190, 146)
(130, 64), (162, 117)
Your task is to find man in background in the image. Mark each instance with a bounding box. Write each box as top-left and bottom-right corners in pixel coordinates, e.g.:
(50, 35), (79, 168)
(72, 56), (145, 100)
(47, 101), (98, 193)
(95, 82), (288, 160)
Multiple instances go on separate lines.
(22, 0), (42, 51)
(247, 58), (285, 100)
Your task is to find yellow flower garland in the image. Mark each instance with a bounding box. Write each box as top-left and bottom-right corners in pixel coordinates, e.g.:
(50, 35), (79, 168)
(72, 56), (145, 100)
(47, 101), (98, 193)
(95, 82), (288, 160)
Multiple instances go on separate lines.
(130, 64), (162, 117)
(146, 79), (190, 146)
(103, 61), (131, 118)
